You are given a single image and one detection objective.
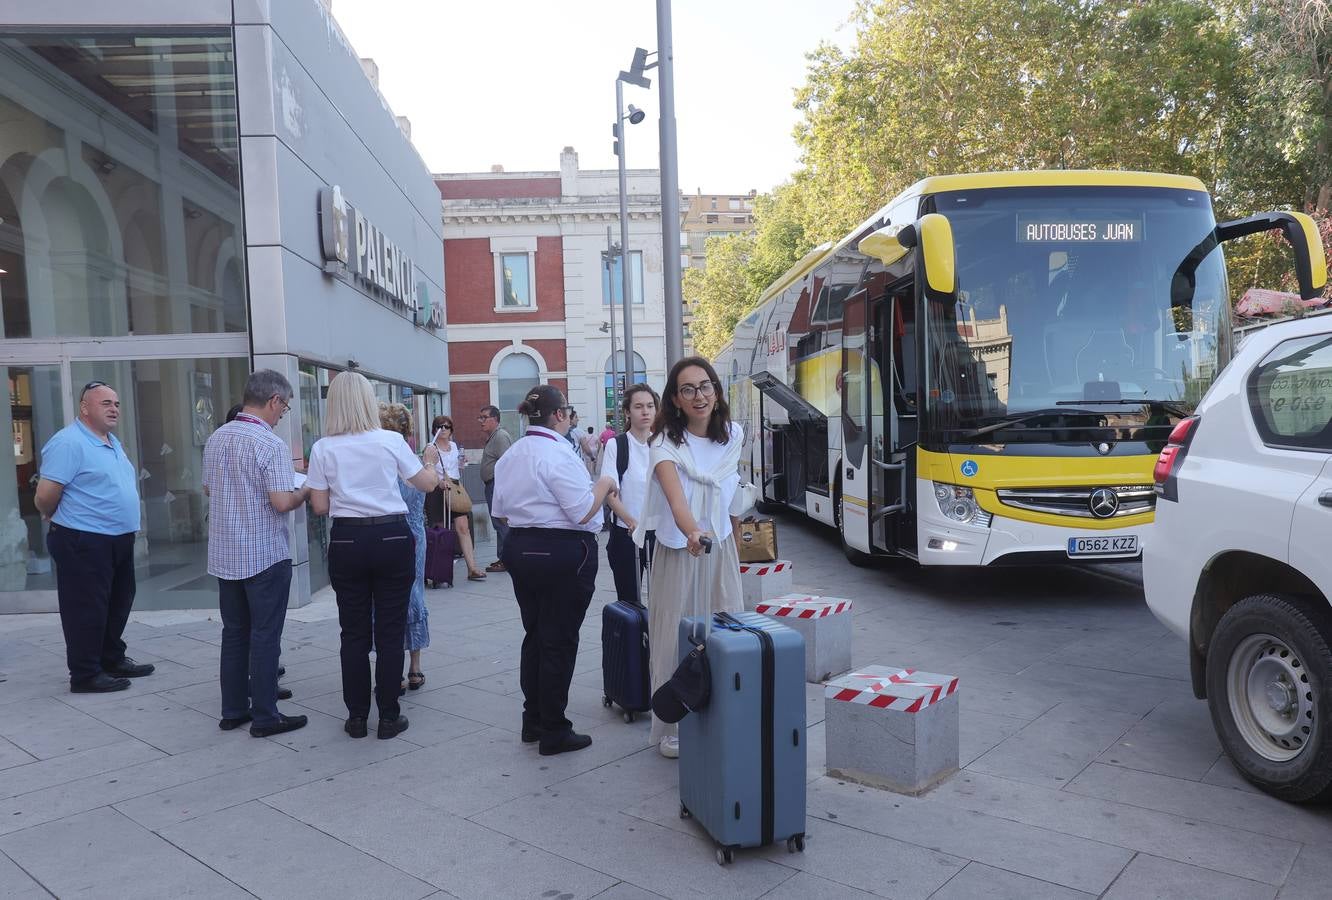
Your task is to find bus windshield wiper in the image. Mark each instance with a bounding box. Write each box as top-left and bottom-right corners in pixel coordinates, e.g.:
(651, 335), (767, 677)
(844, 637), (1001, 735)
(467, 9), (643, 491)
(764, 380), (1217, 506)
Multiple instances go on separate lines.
(950, 407), (1103, 441)
(1056, 398), (1190, 418)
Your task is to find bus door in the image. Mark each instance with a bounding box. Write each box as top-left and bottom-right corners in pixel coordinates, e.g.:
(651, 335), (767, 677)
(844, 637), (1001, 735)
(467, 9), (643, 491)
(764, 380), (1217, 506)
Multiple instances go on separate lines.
(751, 370), (826, 514)
(839, 288), (872, 553)
(871, 285), (919, 553)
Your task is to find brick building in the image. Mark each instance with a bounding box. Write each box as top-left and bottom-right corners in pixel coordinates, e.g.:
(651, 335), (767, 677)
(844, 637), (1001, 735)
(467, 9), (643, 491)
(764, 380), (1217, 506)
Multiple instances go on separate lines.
(437, 148), (666, 448)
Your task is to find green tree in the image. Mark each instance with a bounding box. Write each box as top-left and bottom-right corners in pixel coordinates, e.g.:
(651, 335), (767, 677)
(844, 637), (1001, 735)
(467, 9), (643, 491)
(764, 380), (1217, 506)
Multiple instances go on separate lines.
(684, 233), (759, 359)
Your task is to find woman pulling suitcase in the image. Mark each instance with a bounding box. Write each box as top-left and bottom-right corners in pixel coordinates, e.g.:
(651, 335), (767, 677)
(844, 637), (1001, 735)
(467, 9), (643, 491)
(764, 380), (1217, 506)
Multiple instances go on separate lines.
(634, 357), (746, 758)
(491, 385), (620, 755)
(423, 415), (486, 582)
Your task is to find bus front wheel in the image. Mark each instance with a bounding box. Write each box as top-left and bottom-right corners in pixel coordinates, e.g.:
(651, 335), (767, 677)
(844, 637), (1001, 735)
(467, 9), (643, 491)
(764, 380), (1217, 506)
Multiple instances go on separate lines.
(833, 486), (873, 567)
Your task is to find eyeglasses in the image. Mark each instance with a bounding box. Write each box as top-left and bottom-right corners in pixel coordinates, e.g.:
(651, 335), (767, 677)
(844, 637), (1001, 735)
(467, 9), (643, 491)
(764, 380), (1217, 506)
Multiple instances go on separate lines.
(677, 381), (718, 401)
(277, 397), (291, 417)
(476, 414), (494, 422)
(439, 424), (453, 430)
(80, 381), (108, 399)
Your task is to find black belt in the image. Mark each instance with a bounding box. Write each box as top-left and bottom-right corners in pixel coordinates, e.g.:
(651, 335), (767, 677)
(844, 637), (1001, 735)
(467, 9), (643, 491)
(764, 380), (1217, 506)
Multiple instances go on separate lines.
(510, 526), (594, 540)
(332, 514), (406, 527)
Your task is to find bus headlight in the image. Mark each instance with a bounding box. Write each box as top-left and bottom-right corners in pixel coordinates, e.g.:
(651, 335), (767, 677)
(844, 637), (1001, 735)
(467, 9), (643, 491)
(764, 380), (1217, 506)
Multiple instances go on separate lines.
(933, 482), (989, 526)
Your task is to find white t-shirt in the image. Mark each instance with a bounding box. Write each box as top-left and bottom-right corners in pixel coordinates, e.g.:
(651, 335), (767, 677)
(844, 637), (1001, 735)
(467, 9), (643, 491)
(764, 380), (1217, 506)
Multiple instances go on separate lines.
(652, 421), (743, 549)
(433, 440), (463, 480)
(598, 431), (650, 527)
(306, 429), (424, 518)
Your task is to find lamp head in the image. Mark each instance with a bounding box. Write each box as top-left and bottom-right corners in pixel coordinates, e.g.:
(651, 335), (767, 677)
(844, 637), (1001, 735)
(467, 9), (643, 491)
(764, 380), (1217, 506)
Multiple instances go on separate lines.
(627, 105), (646, 125)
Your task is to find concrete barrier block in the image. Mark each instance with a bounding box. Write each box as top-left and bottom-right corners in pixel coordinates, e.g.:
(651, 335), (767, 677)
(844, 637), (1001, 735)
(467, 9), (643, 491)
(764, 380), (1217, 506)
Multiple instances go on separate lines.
(739, 560), (793, 610)
(755, 594), (853, 682)
(824, 666), (959, 795)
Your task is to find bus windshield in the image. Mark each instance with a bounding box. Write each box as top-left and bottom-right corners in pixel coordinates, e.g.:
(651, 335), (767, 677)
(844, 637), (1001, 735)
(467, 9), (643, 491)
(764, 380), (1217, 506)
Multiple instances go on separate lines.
(923, 186), (1231, 442)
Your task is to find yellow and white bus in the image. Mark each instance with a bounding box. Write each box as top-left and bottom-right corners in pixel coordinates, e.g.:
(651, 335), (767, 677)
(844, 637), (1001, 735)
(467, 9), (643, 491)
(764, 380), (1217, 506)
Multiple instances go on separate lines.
(729, 171), (1327, 565)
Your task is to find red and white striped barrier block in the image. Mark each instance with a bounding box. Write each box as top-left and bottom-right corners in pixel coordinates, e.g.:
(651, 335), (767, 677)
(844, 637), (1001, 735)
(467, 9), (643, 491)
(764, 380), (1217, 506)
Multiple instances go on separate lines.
(738, 560), (793, 610)
(824, 665), (960, 794)
(756, 594), (853, 682)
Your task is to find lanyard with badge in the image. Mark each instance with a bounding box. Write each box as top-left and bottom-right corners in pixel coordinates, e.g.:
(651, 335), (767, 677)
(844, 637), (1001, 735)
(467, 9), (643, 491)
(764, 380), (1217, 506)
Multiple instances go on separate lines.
(234, 413), (270, 430)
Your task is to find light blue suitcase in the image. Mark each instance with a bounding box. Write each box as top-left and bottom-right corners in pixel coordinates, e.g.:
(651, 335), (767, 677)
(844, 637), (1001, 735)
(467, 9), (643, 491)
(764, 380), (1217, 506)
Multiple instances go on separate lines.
(677, 610), (807, 864)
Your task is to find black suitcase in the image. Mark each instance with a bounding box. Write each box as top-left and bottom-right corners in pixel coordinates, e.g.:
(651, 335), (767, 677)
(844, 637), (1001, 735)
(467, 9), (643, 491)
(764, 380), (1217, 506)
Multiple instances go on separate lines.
(601, 598), (650, 722)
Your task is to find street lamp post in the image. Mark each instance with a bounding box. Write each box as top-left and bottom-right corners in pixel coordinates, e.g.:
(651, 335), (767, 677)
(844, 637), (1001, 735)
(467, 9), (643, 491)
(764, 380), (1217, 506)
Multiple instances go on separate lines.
(615, 54), (652, 392)
(602, 225), (620, 429)
(655, 0), (684, 366)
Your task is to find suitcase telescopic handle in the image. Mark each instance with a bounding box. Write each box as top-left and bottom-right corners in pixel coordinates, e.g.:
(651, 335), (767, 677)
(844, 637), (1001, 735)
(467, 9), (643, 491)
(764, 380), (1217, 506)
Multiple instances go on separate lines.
(688, 536), (715, 646)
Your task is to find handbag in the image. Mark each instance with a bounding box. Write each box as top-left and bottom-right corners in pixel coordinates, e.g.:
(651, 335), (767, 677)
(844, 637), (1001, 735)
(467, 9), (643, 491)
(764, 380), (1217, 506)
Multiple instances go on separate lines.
(730, 480), (760, 517)
(445, 478), (472, 515)
(736, 515), (778, 563)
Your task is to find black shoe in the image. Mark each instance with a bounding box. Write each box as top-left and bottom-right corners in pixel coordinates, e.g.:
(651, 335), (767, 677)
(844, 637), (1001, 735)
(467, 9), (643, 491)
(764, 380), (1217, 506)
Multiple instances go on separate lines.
(277, 666), (286, 678)
(539, 731), (592, 756)
(521, 725), (544, 744)
(345, 717), (368, 739)
(250, 714), (308, 738)
(103, 658), (154, 678)
(377, 715), (410, 740)
(219, 713), (252, 731)
(278, 687), (293, 700)
(70, 673), (131, 693)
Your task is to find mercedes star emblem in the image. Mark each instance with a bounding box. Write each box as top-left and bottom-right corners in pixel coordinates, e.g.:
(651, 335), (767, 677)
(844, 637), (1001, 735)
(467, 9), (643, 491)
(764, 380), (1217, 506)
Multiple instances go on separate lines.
(1089, 488), (1120, 519)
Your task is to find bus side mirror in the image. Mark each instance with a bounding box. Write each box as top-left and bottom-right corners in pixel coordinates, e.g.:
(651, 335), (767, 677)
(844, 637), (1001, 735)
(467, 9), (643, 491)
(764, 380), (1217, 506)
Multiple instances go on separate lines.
(858, 228), (910, 267)
(1216, 211), (1328, 300)
(859, 214), (957, 298)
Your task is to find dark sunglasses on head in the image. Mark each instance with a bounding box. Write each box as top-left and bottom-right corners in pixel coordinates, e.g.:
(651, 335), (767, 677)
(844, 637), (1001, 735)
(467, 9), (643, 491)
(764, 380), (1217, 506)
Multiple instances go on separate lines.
(80, 380), (108, 399)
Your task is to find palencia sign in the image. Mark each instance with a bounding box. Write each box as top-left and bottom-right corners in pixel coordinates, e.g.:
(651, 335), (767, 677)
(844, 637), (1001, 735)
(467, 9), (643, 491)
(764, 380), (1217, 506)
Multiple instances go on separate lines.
(318, 185), (442, 329)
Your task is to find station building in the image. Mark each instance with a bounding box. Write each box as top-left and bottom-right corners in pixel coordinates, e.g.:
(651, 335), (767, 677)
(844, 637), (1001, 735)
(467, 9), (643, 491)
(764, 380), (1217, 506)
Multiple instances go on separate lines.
(0, 0), (449, 611)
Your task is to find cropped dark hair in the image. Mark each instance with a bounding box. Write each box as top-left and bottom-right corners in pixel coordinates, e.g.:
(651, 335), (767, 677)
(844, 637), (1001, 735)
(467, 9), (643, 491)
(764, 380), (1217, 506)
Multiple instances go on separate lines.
(517, 384), (566, 428)
(480, 405), (501, 421)
(652, 356), (731, 446)
(622, 382), (660, 413)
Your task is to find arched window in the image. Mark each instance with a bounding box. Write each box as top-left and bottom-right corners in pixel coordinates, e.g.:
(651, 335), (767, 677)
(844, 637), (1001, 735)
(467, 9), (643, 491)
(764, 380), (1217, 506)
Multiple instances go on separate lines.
(497, 351), (540, 435)
(604, 351), (647, 426)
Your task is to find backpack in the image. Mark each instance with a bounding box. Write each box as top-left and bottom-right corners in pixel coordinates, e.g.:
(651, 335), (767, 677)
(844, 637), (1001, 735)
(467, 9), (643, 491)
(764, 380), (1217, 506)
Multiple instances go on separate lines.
(604, 432), (631, 529)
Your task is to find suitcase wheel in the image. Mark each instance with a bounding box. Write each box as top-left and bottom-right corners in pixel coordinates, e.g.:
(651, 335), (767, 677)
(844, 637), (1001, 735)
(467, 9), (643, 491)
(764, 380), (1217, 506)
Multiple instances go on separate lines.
(679, 804), (691, 820)
(715, 845), (734, 866)
(602, 696), (612, 708)
(623, 710), (635, 724)
(786, 834), (805, 854)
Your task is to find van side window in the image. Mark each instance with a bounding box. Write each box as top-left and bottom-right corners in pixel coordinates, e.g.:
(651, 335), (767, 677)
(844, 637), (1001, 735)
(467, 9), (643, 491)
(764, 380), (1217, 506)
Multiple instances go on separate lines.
(1247, 334), (1332, 451)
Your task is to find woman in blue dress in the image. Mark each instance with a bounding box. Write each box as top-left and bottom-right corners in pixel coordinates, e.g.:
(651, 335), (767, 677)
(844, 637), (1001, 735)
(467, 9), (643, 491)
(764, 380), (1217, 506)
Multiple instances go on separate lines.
(380, 403), (430, 691)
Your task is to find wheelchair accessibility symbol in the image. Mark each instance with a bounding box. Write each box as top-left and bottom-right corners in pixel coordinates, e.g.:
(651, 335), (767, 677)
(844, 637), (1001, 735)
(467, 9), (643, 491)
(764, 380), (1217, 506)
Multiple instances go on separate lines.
(960, 460), (979, 478)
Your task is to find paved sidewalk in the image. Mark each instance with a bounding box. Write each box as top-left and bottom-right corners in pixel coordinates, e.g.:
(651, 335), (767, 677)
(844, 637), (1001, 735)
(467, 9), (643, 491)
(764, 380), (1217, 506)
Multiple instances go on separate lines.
(1, 517), (1329, 898)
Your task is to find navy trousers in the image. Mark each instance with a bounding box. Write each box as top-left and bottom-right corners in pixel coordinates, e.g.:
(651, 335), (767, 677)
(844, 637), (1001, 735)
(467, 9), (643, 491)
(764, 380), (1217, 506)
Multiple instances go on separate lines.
(47, 524), (136, 684)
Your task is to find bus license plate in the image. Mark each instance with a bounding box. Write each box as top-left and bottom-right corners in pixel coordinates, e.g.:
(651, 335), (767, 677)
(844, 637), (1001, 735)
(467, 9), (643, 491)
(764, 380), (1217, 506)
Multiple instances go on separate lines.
(1067, 535), (1139, 558)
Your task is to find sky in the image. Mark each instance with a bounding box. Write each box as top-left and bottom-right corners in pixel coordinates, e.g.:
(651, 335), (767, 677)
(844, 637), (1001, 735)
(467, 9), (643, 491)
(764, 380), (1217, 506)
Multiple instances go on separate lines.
(329, 0), (858, 194)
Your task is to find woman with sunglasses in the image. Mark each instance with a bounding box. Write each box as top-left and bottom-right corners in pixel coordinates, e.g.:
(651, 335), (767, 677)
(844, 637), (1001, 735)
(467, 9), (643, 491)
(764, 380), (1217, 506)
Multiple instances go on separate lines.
(633, 356), (745, 759)
(423, 415), (485, 582)
(491, 384), (619, 755)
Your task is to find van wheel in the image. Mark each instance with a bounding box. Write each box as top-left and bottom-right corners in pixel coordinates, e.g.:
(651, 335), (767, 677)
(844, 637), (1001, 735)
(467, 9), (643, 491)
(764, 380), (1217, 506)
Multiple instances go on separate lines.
(1206, 593), (1332, 803)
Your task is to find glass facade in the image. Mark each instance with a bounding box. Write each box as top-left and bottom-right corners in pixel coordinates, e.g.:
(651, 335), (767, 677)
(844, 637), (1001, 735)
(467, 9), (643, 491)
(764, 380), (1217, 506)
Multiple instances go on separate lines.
(0, 29), (249, 611)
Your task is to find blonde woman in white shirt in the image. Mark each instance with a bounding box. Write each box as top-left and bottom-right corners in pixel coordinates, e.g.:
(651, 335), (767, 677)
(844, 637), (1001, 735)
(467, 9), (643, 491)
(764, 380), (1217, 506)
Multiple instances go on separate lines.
(424, 414), (485, 581)
(491, 384), (619, 756)
(633, 357), (745, 758)
(307, 371), (439, 741)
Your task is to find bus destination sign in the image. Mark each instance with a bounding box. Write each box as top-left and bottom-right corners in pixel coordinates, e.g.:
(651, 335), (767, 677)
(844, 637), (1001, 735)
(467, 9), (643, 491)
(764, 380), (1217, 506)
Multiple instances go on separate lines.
(1016, 215), (1142, 243)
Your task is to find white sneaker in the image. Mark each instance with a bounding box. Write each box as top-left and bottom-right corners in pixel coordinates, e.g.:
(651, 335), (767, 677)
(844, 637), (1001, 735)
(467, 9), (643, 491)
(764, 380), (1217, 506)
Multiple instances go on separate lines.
(659, 736), (679, 759)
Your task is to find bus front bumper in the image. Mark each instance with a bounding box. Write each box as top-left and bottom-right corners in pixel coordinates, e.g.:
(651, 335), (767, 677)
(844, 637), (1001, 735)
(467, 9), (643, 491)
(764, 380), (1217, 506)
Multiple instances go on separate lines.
(917, 485), (1148, 566)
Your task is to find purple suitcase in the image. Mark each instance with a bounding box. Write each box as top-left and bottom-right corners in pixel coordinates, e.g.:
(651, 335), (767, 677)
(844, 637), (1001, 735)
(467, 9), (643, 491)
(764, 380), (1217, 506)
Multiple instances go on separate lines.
(425, 524), (456, 588)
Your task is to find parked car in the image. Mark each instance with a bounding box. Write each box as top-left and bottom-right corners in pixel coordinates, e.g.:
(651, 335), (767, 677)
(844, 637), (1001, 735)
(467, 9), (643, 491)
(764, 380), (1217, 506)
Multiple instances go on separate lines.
(1145, 314), (1332, 803)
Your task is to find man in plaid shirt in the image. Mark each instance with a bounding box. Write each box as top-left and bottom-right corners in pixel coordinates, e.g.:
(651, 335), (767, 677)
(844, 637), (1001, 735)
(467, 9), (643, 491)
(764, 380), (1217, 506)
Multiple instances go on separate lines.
(203, 370), (310, 738)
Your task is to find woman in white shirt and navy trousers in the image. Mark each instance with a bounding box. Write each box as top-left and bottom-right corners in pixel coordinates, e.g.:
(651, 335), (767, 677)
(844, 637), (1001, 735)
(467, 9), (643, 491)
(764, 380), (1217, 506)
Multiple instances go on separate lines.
(307, 372), (440, 740)
(491, 384), (618, 756)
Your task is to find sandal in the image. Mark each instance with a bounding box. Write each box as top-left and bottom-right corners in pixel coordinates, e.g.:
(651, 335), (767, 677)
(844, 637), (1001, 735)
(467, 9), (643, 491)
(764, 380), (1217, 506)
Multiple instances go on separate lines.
(468, 571), (487, 581)
(408, 671), (426, 690)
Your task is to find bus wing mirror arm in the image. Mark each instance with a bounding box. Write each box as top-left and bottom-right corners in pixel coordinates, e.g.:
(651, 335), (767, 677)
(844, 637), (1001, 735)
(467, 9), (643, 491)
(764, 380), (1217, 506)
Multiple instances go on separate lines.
(1215, 211), (1328, 300)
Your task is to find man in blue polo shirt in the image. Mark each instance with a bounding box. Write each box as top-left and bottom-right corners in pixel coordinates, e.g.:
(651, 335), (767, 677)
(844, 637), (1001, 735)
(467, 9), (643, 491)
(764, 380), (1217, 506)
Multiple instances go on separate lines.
(35, 381), (154, 693)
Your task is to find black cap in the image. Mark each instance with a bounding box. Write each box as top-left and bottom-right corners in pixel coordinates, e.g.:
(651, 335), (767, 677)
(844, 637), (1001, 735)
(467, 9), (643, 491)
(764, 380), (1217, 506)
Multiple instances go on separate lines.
(651, 640), (712, 724)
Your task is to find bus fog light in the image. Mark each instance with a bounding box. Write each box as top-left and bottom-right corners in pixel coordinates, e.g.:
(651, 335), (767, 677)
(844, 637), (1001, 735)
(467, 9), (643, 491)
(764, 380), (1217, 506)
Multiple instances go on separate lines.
(933, 482), (984, 525)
